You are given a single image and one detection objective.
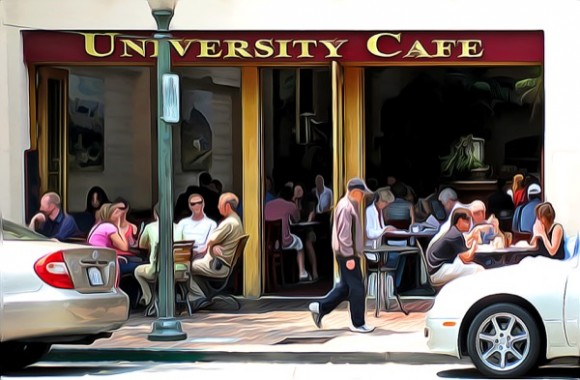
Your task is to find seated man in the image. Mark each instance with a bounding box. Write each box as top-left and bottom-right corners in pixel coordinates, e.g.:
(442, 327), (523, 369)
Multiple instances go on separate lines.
(427, 208), (485, 287)
(28, 192), (81, 241)
(187, 192), (245, 310)
(175, 193), (217, 257)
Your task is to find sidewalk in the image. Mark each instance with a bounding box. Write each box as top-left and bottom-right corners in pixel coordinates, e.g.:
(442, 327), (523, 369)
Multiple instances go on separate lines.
(46, 298), (446, 363)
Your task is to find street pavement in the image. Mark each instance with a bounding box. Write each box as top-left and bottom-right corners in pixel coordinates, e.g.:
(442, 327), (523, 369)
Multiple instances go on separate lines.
(47, 298), (446, 364)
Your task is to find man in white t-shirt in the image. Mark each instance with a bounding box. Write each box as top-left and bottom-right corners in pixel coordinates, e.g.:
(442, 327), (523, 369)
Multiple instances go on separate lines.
(175, 193), (217, 256)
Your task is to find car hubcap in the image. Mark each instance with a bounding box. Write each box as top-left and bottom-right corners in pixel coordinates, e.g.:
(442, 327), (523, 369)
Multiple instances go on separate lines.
(475, 312), (530, 372)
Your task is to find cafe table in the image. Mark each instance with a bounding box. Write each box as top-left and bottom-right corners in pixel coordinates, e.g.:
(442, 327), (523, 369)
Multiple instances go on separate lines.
(473, 244), (535, 268)
(364, 244), (421, 317)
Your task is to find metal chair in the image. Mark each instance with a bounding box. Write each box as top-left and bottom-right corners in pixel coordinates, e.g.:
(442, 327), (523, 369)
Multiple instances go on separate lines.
(191, 235), (249, 311)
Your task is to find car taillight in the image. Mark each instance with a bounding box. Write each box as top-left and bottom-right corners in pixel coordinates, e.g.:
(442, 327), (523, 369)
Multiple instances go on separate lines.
(34, 251), (74, 289)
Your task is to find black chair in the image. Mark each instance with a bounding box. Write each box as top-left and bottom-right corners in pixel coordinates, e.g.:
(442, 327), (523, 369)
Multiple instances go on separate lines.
(191, 235), (249, 311)
(264, 220), (284, 292)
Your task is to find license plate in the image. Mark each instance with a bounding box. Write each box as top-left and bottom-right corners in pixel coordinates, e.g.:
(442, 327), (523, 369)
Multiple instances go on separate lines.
(87, 267), (104, 286)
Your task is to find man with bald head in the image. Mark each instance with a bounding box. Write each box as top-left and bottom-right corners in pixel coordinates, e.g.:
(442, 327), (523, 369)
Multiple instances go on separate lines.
(187, 192), (245, 310)
(28, 192), (80, 241)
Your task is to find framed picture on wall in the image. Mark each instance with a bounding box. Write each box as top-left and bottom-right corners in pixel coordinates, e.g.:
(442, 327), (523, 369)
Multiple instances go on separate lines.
(68, 74), (105, 171)
(181, 90), (213, 172)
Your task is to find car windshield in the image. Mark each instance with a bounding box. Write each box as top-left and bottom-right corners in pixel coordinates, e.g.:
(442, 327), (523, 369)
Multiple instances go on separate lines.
(1, 217), (49, 241)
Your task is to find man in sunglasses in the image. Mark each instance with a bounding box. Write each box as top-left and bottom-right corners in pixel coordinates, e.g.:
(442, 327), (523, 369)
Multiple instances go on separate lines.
(175, 193), (217, 257)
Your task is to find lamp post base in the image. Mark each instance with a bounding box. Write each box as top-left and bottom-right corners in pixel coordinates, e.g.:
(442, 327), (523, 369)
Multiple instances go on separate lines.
(147, 318), (187, 341)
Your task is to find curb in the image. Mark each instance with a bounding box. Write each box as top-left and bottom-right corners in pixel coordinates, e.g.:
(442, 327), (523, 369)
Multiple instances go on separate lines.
(45, 348), (470, 365)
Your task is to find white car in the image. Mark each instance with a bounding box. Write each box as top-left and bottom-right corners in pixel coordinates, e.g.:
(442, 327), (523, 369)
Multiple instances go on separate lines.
(425, 252), (580, 378)
(0, 217), (130, 371)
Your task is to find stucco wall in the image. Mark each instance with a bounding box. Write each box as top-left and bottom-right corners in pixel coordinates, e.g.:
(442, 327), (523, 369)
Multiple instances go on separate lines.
(1, 0), (580, 232)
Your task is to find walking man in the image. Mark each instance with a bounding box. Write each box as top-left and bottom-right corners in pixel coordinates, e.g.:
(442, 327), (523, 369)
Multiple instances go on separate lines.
(309, 178), (375, 333)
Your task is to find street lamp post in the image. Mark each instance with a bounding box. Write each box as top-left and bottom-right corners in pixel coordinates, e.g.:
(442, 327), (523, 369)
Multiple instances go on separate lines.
(146, 0), (186, 341)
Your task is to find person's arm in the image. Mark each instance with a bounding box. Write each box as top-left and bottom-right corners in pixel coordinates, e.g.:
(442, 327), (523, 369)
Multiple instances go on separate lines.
(28, 213), (45, 231)
(458, 242), (478, 263)
(206, 222), (233, 257)
(365, 208), (384, 240)
(110, 222), (129, 251)
(174, 220), (184, 241)
(539, 224), (564, 256)
(409, 203), (415, 225)
(335, 207), (354, 256)
(290, 204), (301, 223)
(53, 216), (80, 241)
(319, 191), (332, 213)
(138, 224), (150, 249)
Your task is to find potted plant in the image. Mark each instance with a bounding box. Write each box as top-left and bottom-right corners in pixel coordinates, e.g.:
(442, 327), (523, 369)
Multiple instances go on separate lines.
(440, 134), (488, 179)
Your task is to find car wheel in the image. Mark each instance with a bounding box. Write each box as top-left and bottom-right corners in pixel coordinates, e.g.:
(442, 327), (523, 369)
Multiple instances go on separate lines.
(467, 303), (541, 378)
(0, 342), (52, 372)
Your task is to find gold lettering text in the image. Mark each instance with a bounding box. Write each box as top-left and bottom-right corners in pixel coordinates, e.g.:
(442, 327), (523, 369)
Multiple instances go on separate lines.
(198, 40), (222, 58)
(292, 40), (317, 58)
(432, 39), (457, 58)
(169, 39), (196, 57)
(276, 40), (292, 58)
(403, 40), (432, 58)
(320, 39), (348, 58)
(120, 39), (152, 58)
(82, 33), (119, 58)
(224, 40), (252, 58)
(254, 39), (275, 58)
(367, 33), (402, 58)
(458, 40), (484, 58)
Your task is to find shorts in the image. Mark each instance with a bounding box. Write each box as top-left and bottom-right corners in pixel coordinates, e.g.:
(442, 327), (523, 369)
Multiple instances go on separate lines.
(284, 233), (304, 251)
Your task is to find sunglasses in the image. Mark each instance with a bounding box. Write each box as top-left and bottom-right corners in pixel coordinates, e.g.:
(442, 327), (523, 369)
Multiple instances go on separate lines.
(189, 201), (203, 206)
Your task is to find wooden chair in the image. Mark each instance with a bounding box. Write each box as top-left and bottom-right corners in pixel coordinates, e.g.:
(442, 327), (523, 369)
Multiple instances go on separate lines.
(264, 220), (284, 292)
(191, 235), (249, 311)
(144, 240), (195, 317)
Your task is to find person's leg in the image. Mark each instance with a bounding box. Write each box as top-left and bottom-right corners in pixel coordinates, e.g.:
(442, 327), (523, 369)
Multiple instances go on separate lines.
(188, 255), (215, 302)
(318, 264), (349, 317)
(304, 239), (318, 280)
(134, 264), (155, 305)
(342, 257), (366, 328)
(296, 249), (307, 278)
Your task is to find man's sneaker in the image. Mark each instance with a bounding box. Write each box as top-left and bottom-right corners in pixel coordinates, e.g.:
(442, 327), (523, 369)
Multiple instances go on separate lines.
(349, 324), (375, 333)
(308, 302), (323, 328)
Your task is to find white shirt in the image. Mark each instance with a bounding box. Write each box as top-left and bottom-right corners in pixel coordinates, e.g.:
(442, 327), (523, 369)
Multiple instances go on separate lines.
(175, 215), (217, 246)
(365, 203), (385, 247)
(315, 186), (333, 214)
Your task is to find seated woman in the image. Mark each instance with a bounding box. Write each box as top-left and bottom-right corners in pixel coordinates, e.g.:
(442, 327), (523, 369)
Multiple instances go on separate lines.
(75, 186), (110, 236)
(113, 197), (139, 248)
(529, 202), (565, 260)
(87, 203), (142, 275)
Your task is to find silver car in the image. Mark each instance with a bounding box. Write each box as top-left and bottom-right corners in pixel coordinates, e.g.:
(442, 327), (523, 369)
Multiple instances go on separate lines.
(0, 216), (129, 371)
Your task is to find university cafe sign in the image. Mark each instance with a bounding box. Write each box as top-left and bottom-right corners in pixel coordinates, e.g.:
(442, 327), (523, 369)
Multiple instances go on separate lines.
(23, 31), (543, 64)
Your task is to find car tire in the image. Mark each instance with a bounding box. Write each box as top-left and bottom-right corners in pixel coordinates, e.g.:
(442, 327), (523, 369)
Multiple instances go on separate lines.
(0, 342), (52, 372)
(467, 303), (541, 378)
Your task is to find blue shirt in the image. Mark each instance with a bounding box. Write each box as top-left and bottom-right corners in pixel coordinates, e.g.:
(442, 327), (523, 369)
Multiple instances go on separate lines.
(39, 210), (81, 241)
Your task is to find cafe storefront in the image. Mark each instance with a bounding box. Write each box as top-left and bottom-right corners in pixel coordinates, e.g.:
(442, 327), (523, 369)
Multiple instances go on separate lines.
(20, 30), (544, 298)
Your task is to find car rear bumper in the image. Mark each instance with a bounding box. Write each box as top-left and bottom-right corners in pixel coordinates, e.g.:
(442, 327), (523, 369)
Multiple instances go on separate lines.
(1, 288), (129, 343)
(425, 317), (461, 358)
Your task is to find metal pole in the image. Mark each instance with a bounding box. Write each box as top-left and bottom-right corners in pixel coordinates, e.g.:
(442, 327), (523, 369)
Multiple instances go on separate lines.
(148, 9), (186, 341)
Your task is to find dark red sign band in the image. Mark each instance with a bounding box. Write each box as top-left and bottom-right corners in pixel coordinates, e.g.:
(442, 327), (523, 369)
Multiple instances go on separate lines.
(23, 30), (543, 64)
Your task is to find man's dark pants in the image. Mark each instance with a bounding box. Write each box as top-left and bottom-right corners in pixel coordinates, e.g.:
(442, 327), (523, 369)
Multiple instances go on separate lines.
(318, 256), (366, 328)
